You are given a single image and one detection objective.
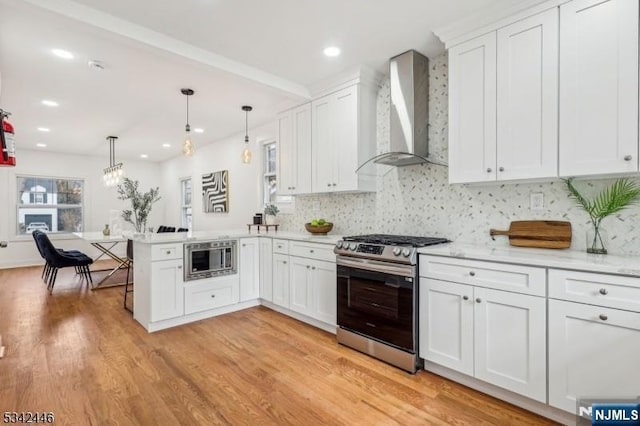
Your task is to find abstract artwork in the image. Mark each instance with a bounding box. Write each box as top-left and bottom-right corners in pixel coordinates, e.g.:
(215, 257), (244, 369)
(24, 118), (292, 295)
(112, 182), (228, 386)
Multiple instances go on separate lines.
(202, 170), (229, 213)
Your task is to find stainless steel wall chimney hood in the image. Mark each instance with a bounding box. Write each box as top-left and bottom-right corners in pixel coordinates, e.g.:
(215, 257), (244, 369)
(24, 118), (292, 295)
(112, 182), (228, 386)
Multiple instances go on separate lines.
(357, 50), (445, 175)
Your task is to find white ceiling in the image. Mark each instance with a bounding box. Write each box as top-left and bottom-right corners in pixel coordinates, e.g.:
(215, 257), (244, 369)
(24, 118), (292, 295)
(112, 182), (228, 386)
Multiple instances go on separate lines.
(0, 0), (513, 163)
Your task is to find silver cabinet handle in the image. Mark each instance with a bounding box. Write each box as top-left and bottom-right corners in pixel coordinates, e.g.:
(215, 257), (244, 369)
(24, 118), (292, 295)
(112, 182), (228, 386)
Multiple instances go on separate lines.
(599, 288), (608, 295)
(310, 249), (314, 253)
(242, 244), (246, 247)
(211, 294), (216, 298)
(177, 265), (182, 269)
(499, 167), (504, 172)
(486, 168), (492, 173)
(312, 266), (316, 270)
(333, 183), (337, 186)
(462, 295), (469, 300)
(469, 271), (475, 276)
(624, 155), (633, 161)
(327, 183), (331, 187)
(166, 250), (171, 255)
(599, 314), (608, 321)
(283, 261), (287, 264)
(306, 265), (310, 269)
(476, 298), (482, 303)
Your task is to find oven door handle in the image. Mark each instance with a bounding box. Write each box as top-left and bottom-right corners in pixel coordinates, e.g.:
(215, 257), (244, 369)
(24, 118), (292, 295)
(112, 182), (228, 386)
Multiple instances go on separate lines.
(336, 256), (414, 277)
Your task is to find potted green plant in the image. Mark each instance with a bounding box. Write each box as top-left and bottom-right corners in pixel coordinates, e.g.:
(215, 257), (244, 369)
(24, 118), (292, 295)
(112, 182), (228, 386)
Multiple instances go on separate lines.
(117, 178), (161, 233)
(264, 204), (279, 225)
(564, 177), (640, 254)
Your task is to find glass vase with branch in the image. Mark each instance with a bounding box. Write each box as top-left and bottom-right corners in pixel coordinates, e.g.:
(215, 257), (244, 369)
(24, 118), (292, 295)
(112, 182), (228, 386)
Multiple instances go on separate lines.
(116, 178), (161, 233)
(563, 177), (640, 254)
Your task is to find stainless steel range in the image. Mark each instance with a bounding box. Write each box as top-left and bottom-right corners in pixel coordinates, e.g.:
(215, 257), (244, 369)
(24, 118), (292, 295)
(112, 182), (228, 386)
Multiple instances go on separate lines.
(334, 234), (449, 373)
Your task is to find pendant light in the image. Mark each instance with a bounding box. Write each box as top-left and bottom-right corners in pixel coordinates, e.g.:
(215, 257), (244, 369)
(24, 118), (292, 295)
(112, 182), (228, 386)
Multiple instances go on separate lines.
(181, 88), (195, 157)
(103, 136), (124, 187)
(241, 105), (253, 164)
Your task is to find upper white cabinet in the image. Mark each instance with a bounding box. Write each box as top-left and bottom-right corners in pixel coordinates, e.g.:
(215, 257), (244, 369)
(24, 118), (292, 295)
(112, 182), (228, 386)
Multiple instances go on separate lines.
(496, 8), (558, 180)
(559, 0), (639, 176)
(311, 84), (376, 193)
(449, 9), (559, 184)
(448, 32), (497, 184)
(277, 103), (312, 195)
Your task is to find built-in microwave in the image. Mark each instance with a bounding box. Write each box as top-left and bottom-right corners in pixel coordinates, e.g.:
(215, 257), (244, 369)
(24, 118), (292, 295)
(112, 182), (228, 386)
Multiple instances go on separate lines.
(184, 240), (237, 281)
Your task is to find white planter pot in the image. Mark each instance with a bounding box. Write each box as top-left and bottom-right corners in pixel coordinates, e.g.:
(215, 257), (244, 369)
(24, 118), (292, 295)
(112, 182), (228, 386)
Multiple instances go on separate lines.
(265, 215), (276, 225)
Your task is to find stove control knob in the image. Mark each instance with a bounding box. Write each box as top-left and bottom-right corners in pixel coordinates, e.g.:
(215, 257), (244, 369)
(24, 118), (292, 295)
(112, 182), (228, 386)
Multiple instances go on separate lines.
(343, 242), (351, 250)
(392, 247), (402, 256)
(336, 241), (343, 249)
(401, 248), (412, 257)
(350, 243), (358, 251)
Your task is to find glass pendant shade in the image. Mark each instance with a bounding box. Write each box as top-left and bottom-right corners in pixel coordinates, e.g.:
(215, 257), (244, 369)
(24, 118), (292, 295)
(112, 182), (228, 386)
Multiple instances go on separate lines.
(242, 146), (252, 164)
(183, 132), (194, 157)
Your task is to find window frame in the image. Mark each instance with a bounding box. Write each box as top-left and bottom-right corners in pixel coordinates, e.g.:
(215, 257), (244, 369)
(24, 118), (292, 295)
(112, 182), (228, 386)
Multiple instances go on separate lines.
(16, 174), (85, 236)
(180, 177), (192, 230)
(261, 139), (294, 213)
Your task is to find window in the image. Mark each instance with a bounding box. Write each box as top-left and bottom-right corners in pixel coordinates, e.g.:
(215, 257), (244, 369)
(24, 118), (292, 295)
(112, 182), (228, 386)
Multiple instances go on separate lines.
(17, 176), (84, 234)
(262, 140), (294, 212)
(263, 142), (277, 205)
(181, 178), (192, 230)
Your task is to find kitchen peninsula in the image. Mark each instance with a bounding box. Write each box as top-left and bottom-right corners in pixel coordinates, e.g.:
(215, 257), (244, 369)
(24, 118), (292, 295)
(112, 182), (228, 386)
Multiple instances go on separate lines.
(131, 231), (341, 333)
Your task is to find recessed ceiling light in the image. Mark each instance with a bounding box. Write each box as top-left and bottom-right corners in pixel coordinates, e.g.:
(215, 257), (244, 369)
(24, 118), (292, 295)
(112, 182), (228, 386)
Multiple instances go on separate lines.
(51, 49), (74, 59)
(162, 143), (171, 148)
(37, 127), (50, 132)
(140, 154), (148, 159)
(36, 143), (47, 148)
(323, 46), (341, 57)
(41, 100), (59, 107)
(193, 128), (204, 133)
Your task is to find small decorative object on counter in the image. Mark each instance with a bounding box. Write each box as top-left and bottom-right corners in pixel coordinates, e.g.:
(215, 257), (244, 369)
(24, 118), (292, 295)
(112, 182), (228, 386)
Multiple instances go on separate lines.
(264, 204), (279, 225)
(305, 218), (333, 235)
(102, 224), (111, 236)
(253, 213), (263, 225)
(564, 177), (640, 254)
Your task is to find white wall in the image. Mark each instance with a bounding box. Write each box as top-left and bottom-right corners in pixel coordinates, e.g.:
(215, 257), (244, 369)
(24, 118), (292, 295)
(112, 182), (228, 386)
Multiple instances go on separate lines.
(160, 123), (275, 231)
(0, 149), (163, 268)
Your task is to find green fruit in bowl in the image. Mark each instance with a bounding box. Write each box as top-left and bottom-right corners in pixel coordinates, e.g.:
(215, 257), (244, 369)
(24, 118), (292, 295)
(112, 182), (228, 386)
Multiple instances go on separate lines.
(311, 219), (319, 226)
(318, 219), (326, 225)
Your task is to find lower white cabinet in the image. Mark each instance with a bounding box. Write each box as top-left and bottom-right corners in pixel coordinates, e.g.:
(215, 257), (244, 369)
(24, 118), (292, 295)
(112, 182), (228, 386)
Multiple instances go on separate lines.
(259, 238), (273, 302)
(548, 299), (640, 412)
(239, 238), (260, 302)
(420, 277), (546, 402)
(272, 253), (290, 308)
(184, 276), (240, 315)
(150, 258), (185, 322)
(290, 256), (312, 314)
(289, 256), (337, 325)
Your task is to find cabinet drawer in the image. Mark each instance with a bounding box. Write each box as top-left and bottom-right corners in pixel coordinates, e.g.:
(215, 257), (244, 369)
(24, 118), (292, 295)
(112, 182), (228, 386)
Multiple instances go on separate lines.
(272, 239), (289, 255)
(184, 276), (239, 315)
(420, 255), (545, 296)
(152, 244), (182, 261)
(549, 269), (640, 312)
(289, 241), (335, 262)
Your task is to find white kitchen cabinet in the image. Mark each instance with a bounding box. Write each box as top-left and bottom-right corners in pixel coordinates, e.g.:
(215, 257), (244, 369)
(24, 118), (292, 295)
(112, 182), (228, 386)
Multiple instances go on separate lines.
(559, 0), (639, 176)
(289, 256), (312, 314)
(309, 258), (337, 326)
(239, 238), (260, 302)
(448, 32), (497, 184)
(311, 84), (376, 193)
(420, 256), (547, 403)
(548, 299), (640, 413)
(259, 238), (273, 302)
(272, 253), (290, 308)
(449, 9), (558, 184)
(420, 279), (474, 375)
(184, 276), (240, 315)
(496, 8), (558, 180)
(277, 103), (312, 195)
(150, 258), (184, 322)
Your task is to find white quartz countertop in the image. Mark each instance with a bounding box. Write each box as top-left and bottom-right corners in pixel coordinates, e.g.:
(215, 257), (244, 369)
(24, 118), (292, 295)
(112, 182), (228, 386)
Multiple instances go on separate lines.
(418, 242), (640, 277)
(129, 229), (342, 245)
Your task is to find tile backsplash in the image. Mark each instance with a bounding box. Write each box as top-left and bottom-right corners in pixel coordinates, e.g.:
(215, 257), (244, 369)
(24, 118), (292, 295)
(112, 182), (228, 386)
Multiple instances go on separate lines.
(278, 53), (640, 256)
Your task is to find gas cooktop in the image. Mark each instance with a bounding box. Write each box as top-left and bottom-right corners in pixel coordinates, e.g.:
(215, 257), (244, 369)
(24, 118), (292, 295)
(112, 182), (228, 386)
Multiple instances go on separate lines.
(335, 234), (450, 265)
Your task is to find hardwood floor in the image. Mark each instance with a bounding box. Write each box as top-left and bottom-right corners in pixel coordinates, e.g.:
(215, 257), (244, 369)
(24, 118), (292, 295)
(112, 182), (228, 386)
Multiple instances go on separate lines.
(0, 265), (558, 425)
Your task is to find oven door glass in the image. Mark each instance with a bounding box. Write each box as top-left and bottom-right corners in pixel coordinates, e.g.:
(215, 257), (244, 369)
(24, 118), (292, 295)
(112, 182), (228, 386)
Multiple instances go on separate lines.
(337, 264), (414, 352)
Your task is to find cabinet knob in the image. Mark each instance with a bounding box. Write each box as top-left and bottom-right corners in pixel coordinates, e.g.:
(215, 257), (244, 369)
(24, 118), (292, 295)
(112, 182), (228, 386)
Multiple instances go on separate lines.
(310, 249), (314, 253)
(486, 168), (492, 173)
(292, 186), (296, 190)
(624, 155), (633, 161)
(333, 183), (337, 187)
(475, 298), (482, 303)
(469, 271), (475, 276)
(283, 261), (287, 264)
(177, 265), (182, 269)
(462, 295), (469, 301)
(211, 294), (216, 298)
(306, 265), (310, 269)
(242, 244), (246, 247)
(312, 266), (316, 270)
(499, 167), (504, 172)
(599, 314), (608, 321)
(599, 288), (608, 295)
(166, 250), (171, 255)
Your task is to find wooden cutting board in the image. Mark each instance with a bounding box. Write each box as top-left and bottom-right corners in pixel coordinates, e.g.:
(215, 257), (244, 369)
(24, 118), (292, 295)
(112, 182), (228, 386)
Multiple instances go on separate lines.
(489, 220), (572, 249)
